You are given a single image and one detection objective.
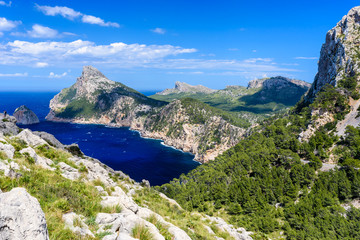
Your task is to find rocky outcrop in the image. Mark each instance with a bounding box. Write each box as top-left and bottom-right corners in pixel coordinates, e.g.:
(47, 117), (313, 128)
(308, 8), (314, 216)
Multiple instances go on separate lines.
(305, 6), (360, 101)
(247, 76), (311, 90)
(157, 81), (216, 95)
(0, 188), (49, 240)
(46, 66), (245, 162)
(13, 105), (39, 125)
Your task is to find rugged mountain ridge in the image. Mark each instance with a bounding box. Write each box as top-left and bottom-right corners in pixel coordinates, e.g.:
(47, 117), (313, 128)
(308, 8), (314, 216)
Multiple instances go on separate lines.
(152, 76), (311, 115)
(156, 81), (216, 95)
(305, 6), (360, 101)
(47, 66), (245, 162)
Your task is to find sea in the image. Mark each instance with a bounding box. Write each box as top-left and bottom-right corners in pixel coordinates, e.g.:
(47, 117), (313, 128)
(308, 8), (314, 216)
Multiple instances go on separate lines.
(0, 91), (199, 186)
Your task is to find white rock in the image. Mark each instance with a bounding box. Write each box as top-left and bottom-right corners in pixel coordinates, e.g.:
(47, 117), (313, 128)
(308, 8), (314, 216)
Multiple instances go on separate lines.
(95, 185), (109, 196)
(0, 142), (15, 159)
(20, 147), (54, 170)
(15, 129), (47, 147)
(206, 216), (253, 240)
(62, 212), (95, 238)
(101, 186), (138, 213)
(0, 188), (49, 240)
(58, 162), (80, 180)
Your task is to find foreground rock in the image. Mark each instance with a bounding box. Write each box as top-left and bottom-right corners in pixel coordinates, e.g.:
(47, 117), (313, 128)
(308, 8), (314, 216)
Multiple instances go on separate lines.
(13, 105), (40, 125)
(0, 188), (49, 240)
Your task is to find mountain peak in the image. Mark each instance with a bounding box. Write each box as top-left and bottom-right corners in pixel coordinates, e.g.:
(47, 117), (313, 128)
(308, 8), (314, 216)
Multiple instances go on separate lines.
(157, 81), (216, 95)
(305, 6), (360, 101)
(80, 66), (106, 80)
(247, 76), (310, 89)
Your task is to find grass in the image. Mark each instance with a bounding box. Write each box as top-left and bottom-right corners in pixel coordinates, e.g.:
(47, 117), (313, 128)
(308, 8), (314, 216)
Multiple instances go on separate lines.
(132, 224), (154, 240)
(101, 204), (122, 214)
(0, 151), (8, 160)
(133, 188), (234, 240)
(0, 164), (103, 239)
(36, 144), (78, 170)
(146, 214), (173, 240)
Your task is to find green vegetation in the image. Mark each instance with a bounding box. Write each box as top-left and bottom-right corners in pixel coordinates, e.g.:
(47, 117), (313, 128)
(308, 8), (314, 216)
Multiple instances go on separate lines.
(132, 224), (154, 240)
(150, 83), (308, 115)
(157, 85), (360, 239)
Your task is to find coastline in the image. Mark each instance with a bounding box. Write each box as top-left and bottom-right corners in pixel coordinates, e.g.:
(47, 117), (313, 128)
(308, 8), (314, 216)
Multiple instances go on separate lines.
(45, 116), (201, 162)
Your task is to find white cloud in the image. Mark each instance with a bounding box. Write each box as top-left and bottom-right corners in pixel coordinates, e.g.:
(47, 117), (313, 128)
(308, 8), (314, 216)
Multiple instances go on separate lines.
(0, 1), (11, 7)
(228, 48), (239, 51)
(35, 4), (81, 20)
(49, 71), (67, 78)
(0, 39), (298, 78)
(0, 72), (27, 77)
(151, 28), (166, 34)
(35, 62), (49, 68)
(252, 50), (257, 53)
(82, 15), (120, 27)
(0, 17), (20, 32)
(27, 24), (59, 38)
(36, 4), (120, 28)
(295, 57), (317, 60)
(0, 40), (196, 67)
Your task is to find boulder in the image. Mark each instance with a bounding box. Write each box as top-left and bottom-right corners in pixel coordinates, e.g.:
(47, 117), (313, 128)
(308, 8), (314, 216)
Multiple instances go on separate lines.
(15, 129), (47, 147)
(0, 188), (49, 240)
(33, 131), (64, 148)
(58, 162), (80, 180)
(20, 147), (54, 170)
(62, 212), (94, 238)
(13, 105), (40, 125)
(0, 142), (15, 159)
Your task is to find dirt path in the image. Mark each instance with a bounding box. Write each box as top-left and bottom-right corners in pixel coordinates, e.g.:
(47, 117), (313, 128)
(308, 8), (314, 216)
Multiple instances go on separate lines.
(336, 98), (360, 136)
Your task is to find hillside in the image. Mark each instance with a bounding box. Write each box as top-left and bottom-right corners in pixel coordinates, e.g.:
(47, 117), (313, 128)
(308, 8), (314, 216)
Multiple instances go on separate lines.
(158, 6), (360, 239)
(0, 113), (252, 240)
(150, 76), (311, 114)
(47, 66), (248, 162)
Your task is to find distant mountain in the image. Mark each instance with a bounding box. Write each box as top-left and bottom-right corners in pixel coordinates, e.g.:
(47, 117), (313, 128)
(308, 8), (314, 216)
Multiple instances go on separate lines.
(47, 66), (247, 162)
(156, 81), (216, 95)
(151, 76), (311, 114)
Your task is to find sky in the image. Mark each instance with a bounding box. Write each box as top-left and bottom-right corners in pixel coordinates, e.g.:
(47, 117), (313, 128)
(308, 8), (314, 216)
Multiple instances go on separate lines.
(0, 0), (359, 91)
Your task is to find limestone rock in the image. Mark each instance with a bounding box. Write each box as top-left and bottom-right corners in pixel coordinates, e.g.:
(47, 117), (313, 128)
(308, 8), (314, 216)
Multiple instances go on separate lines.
(101, 186), (138, 214)
(0, 142), (15, 159)
(247, 76), (310, 89)
(58, 162), (80, 180)
(20, 147), (54, 170)
(62, 212), (94, 238)
(15, 129), (48, 147)
(13, 105), (40, 125)
(206, 216), (253, 240)
(0, 188), (49, 240)
(306, 6), (360, 101)
(157, 81), (216, 95)
(33, 131), (64, 148)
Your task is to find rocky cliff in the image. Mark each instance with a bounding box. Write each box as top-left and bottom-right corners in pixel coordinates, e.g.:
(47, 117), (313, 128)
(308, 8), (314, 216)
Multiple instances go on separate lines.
(156, 81), (216, 95)
(247, 76), (311, 90)
(0, 113), (252, 240)
(305, 6), (360, 102)
(47, 66), (246, 162)
(13, 105), (40, 125)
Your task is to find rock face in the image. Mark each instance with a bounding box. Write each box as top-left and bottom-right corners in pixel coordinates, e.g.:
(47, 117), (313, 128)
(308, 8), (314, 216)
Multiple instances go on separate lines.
(13, 105), (40, 125)
(0, 188), (49, 240)
(157, 81), (216, 95)
(305, 6), (360, 101)
(247, 76), (311, 90)
(46, 66), (245, 162)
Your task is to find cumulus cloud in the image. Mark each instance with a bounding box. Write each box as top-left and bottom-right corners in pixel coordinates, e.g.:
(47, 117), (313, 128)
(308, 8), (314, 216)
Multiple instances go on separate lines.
(151, 28), (166, 34)
(27, 24), (59, 38)
(49, 71), (67, 78)
(0, 39), (298, 78)
(82, 15), (119, 27)
(295, 57), (317, 60)
(0, 17), (21, 34)
(0, 40), (196, 67)
(35, 62), (49, 68)
(0, 1), (11, 7)
(35, 4), (120, 28)
(0, 72), (28, 77)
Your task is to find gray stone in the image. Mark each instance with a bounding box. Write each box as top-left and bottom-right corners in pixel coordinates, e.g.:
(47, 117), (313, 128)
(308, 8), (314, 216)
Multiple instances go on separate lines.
(59, 162), (80, 180)
(13, 105), (40, 125)
(33, 131), (64, 148)
(0, 142), (15, 159)
(0, 188), (49, 240)
(15, 129), (48, 147)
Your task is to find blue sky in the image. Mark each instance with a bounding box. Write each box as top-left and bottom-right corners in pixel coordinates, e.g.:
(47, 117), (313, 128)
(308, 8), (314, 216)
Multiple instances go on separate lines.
(0, 0), (359, 91)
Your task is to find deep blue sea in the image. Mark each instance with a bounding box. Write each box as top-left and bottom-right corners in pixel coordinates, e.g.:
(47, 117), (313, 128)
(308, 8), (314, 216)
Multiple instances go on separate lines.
(0, 91), (199, 185)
